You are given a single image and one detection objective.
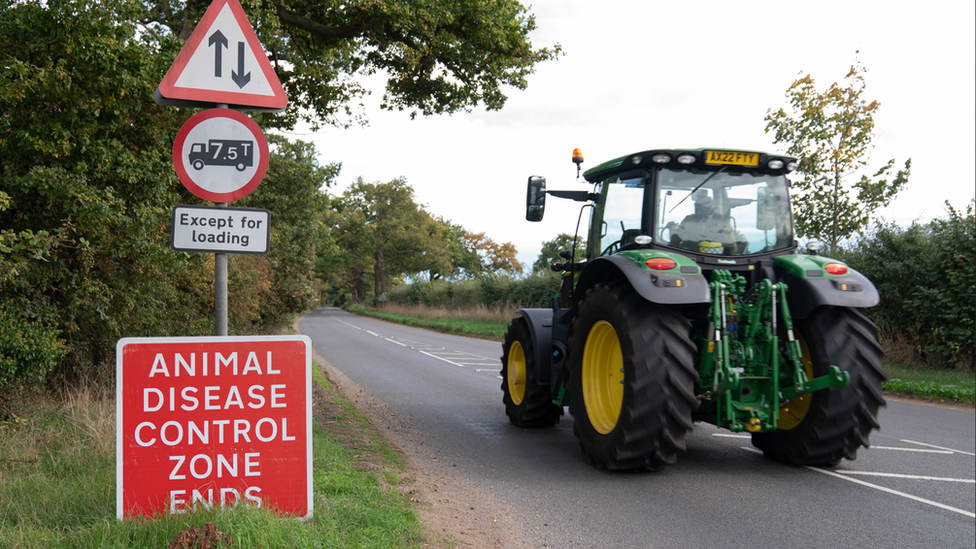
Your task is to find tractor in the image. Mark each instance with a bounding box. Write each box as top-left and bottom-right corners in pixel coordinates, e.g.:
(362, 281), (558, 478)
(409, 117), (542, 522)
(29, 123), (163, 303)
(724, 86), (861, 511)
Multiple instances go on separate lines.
(501, 148), (886, 470)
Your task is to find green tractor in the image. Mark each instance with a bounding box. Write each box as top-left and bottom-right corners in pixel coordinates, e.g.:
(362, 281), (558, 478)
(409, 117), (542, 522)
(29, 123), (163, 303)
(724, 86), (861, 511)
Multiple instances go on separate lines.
(501, 148), (886, 470)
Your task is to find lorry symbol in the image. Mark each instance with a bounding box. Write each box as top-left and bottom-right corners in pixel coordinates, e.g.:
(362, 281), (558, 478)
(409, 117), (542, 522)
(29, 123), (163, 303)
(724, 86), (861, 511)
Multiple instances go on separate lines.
(188, 140), (254, 172)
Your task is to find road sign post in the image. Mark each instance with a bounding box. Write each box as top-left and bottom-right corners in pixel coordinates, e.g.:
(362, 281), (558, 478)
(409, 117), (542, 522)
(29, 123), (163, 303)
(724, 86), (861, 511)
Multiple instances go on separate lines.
(156, 0), (288, 338)
(136, 1), (305, 520)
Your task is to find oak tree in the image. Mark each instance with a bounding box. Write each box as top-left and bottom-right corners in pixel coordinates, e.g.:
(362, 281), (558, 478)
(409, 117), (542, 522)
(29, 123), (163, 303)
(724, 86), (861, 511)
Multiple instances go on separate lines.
(141, 0), (562, 128)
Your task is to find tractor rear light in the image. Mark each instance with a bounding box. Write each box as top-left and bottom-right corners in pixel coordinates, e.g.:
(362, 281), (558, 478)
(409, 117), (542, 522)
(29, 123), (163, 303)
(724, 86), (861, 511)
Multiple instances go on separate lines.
(677, 154), (696, 164)
(645, 257), (677, 270)
(786, 161), (798, 171)
(824, 263), (848, 275)
(652, 154), (671, 164)
(768, 159), (784, 169)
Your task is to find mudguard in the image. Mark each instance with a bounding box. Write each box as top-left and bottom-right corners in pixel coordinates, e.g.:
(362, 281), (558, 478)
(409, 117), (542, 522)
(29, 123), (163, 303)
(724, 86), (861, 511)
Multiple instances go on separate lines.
(514, 308), (554, 386)
(775, 255), (880, 319)
(571, 254), (710, 308)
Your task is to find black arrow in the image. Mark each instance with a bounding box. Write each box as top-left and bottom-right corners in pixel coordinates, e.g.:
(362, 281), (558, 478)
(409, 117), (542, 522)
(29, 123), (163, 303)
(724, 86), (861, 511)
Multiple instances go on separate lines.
(232, 42), (251, 89)
(208, 30), (228, 78)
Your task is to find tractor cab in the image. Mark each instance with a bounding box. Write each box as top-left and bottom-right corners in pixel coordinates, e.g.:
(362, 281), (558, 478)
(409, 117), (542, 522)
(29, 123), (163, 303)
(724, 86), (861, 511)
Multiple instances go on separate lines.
(530, 148), (800, 271)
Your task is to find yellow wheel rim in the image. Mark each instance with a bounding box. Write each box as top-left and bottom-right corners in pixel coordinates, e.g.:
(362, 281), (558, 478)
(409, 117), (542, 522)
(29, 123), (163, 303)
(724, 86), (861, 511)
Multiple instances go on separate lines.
(582, 321), (624, 434)
(778, 336), (815, 430)
(507, 340), (526, 405)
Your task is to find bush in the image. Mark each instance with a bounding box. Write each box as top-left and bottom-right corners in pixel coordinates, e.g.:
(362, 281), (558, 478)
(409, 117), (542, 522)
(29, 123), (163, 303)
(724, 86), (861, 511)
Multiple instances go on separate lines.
(389, 273), (562, 311)
(0, 302), (66, 386)
(836, 200), (974, 368)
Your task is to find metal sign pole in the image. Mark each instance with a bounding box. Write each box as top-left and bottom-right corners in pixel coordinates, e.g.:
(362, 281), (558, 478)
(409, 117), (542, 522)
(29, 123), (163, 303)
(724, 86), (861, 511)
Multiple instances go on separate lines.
(214, 103), (230, 337)
(214, 203), (229, 336)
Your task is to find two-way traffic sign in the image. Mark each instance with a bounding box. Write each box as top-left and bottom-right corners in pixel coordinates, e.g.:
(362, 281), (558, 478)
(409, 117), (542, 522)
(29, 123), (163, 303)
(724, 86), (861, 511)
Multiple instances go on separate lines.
(155, 0), (287, 111)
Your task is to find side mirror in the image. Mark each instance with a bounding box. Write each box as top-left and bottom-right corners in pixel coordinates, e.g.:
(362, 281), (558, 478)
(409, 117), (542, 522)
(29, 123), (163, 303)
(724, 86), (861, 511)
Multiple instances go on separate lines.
(526, 176), (547, 222)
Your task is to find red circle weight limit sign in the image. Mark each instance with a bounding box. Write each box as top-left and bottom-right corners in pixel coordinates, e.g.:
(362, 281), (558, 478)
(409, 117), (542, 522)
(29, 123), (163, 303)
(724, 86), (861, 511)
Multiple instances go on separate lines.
(173, 109), (269, 202)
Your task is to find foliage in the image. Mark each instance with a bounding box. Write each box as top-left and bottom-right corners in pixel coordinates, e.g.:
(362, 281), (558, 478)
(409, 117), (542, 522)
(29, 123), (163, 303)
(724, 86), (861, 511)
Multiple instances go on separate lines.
(465, 232), (523, 275)
(882, 378), (975, 404)
(0, 301), (67, 386)
(765, 54), (910, 250)
(234, 136), (337, 327)
(533, 232), (586, 273)
(140, 0), (562, 128)
(0, 0), (333, 386)
(477, 272), (559, 309)
(323, 177), (444, 304)
(834, 200), (975, 367)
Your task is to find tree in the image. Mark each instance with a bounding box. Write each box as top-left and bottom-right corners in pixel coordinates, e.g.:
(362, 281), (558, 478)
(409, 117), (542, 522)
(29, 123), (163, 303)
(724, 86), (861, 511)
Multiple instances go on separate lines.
(0, 0), (336, 384)
(764, 54), (911, 250)
(328, 178), (439, 303)
(465, 232), (522, 275)
(533, 233), (586, 273)
(140, 0), (562, 128)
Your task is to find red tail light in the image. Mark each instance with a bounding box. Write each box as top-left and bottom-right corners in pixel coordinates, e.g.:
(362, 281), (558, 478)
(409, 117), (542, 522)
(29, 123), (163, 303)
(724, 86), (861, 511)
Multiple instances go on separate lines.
(646, 258), (677, 270)
(824, 263), (848, 275)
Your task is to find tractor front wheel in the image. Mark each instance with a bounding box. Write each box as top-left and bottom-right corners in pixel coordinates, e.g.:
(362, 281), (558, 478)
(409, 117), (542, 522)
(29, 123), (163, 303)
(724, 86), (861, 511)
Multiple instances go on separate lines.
(751, 306), (886, 465)
(568, 281), (698, 471)
(501, 317), (562, 427)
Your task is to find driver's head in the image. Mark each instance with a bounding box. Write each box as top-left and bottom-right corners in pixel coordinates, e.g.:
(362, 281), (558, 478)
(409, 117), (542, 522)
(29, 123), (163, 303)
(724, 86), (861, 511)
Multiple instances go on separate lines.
(693, 190), (714, 215)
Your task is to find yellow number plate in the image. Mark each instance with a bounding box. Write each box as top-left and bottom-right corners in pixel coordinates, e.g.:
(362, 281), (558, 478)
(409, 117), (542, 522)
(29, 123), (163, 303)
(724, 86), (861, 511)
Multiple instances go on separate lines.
(705, 150), (759, 166)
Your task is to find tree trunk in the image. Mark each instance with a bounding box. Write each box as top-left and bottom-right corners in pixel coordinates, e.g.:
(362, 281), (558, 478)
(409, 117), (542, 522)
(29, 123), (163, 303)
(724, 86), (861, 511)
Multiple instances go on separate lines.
(373, 249), (387, 307)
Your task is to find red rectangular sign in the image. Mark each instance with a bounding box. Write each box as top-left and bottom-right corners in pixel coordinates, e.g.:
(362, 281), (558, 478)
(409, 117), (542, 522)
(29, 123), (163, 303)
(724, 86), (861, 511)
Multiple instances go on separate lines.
(116, 336), (311, 519)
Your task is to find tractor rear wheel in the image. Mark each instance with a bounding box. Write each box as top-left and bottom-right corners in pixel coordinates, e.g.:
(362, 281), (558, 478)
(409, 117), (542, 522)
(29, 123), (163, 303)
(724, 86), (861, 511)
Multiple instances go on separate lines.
(501, 317), (562, 427)
(752, 306), (886, 465)
(568, 281), (698, 471)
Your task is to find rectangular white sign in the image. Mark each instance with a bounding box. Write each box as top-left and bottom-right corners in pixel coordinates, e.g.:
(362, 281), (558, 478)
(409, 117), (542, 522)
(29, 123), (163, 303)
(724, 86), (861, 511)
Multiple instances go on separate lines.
(171, 204), (269, 254)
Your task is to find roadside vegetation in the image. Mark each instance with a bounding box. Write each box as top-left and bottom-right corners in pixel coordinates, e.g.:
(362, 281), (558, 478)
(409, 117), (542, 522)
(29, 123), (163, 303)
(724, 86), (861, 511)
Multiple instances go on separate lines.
(0, 367), (437, 549)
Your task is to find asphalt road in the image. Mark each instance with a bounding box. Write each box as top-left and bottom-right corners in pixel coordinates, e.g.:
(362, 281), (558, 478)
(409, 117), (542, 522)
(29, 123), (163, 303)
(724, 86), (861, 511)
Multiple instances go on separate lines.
(298, 307), (975, 549)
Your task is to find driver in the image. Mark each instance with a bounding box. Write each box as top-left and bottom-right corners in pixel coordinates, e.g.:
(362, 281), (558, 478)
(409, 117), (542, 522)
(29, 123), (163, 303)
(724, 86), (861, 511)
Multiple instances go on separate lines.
(672, 190), (735, 251)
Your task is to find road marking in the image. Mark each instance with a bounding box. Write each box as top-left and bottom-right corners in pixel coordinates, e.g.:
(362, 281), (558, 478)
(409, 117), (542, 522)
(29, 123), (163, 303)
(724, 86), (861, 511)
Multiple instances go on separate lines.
(902, 439), (976, 456)
(336, 318), (363, 330)
(385, 338), (408, 347)
(803, 465), (976, 518)
(712, 433), (751, 439)
(419, 350), (466, 367)
(835, 471), (975, 483)
(870, 446), (953, 454)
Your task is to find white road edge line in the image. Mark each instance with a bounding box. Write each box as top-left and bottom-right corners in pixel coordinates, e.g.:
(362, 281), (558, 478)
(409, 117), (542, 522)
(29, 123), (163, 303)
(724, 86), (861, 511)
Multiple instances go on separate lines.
(835, 471), (975, 483)
(384, 338), (408, 347)
(902, 439), (976, 456)
(712, 433), (752, 439)
(419, 350), (465, 367)
(870, 446), (953, 454)
(802, 465), (976, 518)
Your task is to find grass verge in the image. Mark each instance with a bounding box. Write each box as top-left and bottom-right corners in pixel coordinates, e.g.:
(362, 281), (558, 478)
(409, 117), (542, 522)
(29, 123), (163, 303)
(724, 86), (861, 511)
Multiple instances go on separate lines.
(347, 304), (974, 406)
(0, 366), (435, 549)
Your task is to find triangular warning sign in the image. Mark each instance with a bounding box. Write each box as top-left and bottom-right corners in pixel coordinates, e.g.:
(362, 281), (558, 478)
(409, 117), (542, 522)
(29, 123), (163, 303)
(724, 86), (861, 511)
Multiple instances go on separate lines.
(156, 0), (287, 111)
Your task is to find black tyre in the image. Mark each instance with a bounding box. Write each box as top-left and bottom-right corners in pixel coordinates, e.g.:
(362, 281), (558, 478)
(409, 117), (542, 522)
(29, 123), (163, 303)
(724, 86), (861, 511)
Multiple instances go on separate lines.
(500, 317), (562, 427)
(568, 281), (698, 471)
(752, 306), (886, 465)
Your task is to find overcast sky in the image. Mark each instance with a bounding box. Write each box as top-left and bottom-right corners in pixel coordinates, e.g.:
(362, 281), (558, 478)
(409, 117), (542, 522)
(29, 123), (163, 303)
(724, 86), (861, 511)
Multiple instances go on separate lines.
(284, 0), (976, 270)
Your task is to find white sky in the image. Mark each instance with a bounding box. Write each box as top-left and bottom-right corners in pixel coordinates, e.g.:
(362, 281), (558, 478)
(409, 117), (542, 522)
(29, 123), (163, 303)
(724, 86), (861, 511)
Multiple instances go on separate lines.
(284, 0), (976, 270)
